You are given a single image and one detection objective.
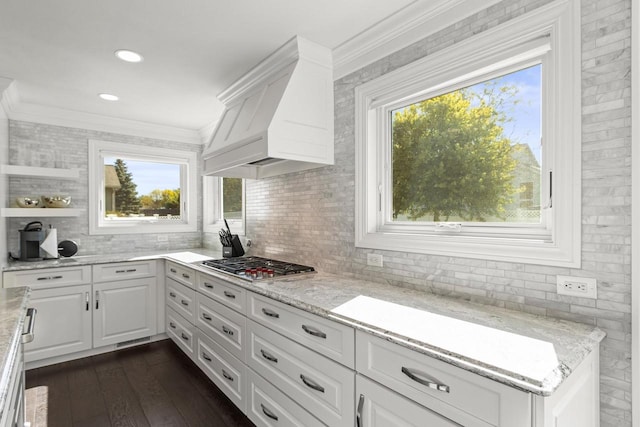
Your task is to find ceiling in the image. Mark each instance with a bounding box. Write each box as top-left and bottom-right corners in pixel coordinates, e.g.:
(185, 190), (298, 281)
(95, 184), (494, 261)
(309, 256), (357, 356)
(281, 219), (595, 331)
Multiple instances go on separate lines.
(0, 0), (416, 137)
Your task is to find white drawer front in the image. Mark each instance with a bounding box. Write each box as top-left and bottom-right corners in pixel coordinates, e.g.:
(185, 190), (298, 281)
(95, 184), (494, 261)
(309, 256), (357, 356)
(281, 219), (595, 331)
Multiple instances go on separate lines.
(3, 266), (91, 289)
(356, 331), (531, 427)
(196, 293), (246, 362)
(247, 368), (325, 427)
(248, 292), (354, 368)
(166, 261), (195, 288)
(166, 278), (196, 323)
(166, 307), (196, 360)
(196, 272), (246, 314)
(92, 260), (156, 282)
(356, 374), (461, 427)
(248, 319), (354, 427)
(197, 330), (246, 413)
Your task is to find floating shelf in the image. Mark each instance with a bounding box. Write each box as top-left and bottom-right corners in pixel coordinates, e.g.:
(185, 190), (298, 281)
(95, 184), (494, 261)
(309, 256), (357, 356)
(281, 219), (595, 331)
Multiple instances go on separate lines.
(1, 208), (84, 218)
(1, 165), (80, 179)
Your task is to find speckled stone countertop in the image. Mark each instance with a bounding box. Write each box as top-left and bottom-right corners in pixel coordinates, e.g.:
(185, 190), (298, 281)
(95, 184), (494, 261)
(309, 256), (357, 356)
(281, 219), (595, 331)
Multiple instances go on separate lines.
(3, 250), (605, 396)
(0, 287), (30, 421)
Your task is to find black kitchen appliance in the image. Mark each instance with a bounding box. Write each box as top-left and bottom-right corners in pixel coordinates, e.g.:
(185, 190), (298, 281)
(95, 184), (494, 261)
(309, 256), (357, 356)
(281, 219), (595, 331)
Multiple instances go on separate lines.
(19, 221), (45, 261)
(201, 256), (315, 281)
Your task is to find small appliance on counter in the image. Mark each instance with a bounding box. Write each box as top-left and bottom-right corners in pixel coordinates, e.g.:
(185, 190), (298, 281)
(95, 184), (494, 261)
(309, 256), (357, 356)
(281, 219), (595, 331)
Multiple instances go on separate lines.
(18, 221), (45, 261)
(10, 222), (79, 262)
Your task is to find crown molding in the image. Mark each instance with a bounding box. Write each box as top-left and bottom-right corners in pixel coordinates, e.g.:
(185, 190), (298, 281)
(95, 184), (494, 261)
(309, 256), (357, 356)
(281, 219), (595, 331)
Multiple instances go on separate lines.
(332, 0), (503, 80)
(1, 83), (203, 145)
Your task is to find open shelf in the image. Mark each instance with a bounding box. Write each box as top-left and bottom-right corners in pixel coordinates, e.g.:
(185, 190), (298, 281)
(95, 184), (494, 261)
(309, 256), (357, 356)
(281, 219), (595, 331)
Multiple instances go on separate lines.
(1, 165), (80, 179)
(1, 208), (84, 218)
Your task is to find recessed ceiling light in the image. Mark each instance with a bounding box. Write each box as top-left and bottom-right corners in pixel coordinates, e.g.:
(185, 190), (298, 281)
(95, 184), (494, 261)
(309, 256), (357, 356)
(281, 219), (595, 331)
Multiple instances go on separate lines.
(115, 49), (144, 63)
(98, 93), (119, 101)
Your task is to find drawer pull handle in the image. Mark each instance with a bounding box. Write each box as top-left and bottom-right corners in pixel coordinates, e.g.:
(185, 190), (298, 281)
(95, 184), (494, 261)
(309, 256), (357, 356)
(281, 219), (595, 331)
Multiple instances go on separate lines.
(181, 333), (189, 341)
(261, 404), (279, 421)
(21, 308), (37, 344)
(202, 352), (212, 362)
(170, 268), (177, 273)
(180, 300), (189, 306)
(222, 326), (234, 336)
(301, 324), (326, 339)
(401, 367), (450, 393)
(182, 273), (190, 279)
(260, 349), (278, 363)
(356, 394), (364, 427)
(223, 291), (236, 299)
(117, 268), (137, 273)
(85, 292), (90, 311)
(169, 322), (176, 329)
(202, 313), (212, 321)
(37, 275), (63, 281)
(300, 374), (325, 393)
(169, 292), (176, 298)
(261, 308), (280, 318)
(204, 282), (214, 289)
(222, 370), (233, 382)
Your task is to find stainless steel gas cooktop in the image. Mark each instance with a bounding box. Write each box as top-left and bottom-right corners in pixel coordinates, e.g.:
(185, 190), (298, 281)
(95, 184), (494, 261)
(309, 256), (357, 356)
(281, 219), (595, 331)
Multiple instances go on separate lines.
(200, 256), (315, 281)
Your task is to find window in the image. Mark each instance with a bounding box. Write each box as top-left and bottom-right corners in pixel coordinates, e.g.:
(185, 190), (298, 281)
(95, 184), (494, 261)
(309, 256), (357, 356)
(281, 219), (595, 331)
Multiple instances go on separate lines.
(203, 176), (246, 235)
(89, 140), (198, 235)
(355, 1), (580, 267)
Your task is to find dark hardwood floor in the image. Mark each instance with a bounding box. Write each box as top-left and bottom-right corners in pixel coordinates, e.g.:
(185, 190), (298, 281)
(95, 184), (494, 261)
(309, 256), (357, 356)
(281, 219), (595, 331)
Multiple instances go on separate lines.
(25, 339), (256, 427)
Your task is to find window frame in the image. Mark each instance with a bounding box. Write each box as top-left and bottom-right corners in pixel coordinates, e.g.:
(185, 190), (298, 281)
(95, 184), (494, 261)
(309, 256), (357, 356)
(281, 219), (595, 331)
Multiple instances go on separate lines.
(203, 176), (246, 236)
(88, 140), (198, 235)
(354, 0), (580, 267)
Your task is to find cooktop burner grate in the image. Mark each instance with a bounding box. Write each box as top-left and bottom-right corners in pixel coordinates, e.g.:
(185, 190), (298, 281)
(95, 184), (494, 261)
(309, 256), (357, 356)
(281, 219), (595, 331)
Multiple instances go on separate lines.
(201, 256), (315, 280)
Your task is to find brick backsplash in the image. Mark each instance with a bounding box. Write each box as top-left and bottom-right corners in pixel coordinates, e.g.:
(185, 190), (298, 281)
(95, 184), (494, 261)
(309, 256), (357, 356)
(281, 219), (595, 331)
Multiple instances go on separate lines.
(6, 121), (203, 256)
(208, 0), (632, 425)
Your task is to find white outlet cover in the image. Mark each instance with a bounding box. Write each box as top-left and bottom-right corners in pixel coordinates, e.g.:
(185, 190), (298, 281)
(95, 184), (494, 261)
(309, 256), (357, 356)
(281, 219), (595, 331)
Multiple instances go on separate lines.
(367, 253), (383, 267)
(556, 275), (597, 299)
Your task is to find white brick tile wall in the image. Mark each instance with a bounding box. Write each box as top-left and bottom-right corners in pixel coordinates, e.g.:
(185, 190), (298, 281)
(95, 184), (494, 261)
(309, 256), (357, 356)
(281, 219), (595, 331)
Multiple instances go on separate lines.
(209, 0), (633, 424)
(7, 121), (203, 255)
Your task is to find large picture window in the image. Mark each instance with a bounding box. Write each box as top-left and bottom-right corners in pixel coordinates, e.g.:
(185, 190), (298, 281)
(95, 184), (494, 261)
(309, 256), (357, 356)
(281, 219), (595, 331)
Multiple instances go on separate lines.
(355, 1), (580, 267)
(89, 140), (198, 235)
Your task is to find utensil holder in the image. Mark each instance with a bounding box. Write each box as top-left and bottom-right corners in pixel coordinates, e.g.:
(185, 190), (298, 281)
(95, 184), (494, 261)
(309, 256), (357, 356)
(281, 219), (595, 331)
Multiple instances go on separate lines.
(223, 235), (245, 258)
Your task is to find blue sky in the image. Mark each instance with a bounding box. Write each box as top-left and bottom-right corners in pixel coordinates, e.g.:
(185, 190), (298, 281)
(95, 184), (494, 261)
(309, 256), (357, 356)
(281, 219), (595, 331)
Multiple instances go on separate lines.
(470, 64), (542, 161)
(105, 157), (180, 196)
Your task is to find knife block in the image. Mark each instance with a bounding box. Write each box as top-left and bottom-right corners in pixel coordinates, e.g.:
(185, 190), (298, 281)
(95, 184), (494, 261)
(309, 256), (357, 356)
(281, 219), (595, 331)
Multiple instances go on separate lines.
(223, 234), (245, 258)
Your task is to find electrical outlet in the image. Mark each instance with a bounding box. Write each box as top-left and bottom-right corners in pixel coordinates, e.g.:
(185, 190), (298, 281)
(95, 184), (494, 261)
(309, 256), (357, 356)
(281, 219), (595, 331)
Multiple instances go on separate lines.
(556, 275), (597, 299)
(367, 253), (383, 267)
(157, 234), (169, 242)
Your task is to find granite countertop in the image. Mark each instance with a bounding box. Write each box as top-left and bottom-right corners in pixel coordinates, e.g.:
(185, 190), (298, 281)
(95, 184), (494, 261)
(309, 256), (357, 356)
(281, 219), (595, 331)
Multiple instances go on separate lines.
(3, 250), (606, 396)
(0, 287), (30, 421)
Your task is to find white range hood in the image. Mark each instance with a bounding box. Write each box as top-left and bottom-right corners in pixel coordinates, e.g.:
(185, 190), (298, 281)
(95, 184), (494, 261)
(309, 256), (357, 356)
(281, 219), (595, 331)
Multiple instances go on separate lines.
(202, 36), (334, 179)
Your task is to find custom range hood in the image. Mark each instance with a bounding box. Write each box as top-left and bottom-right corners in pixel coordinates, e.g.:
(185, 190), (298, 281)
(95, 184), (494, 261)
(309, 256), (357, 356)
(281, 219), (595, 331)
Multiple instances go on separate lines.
(202, 36), (334, 179)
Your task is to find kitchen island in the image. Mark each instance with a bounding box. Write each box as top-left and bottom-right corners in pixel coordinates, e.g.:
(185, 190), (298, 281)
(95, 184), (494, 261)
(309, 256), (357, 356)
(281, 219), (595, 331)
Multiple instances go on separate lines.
(0, 287), (30, 425)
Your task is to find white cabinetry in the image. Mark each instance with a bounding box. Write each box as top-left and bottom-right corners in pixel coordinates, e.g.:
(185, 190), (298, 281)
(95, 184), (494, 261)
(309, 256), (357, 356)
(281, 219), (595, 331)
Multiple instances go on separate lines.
(92, 277), (157, 347)
(3, 260), (158, 365)
(165, 264), (249, 412)
(247, 319), (354, 427)
(356, 374), (460, 427)
(23, 283), (92, 361)
(355, 330), (600, 427)
(3, 266), (93, 362)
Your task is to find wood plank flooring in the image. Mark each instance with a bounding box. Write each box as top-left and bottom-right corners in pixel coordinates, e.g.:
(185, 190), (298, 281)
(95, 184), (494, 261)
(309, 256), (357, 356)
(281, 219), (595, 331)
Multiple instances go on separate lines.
(25, 339), (256, 427)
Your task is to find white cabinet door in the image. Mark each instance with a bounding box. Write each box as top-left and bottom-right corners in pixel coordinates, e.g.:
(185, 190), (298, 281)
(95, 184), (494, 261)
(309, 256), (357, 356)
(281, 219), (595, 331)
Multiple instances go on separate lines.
(356, 375), (461, 427)
(93, 277), (157, 348)
(24, 284), (92, 362)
